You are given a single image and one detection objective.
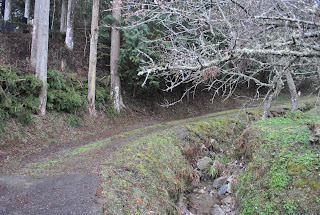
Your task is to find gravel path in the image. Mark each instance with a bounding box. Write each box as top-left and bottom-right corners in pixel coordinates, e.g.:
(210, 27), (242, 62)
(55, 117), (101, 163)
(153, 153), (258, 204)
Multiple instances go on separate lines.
(0, 174), (102, 215)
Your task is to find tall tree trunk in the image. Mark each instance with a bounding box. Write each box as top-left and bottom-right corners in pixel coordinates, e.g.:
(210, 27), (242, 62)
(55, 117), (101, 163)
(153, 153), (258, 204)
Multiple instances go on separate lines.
(4, 0), (11, 21)
(35, 0), (50, 116)
(110, 0), (124, 112)
(88, 0), (99, 117)
(24, 0), (30, 19)
(50, 0), (56, 30)
(285, 70), (299, 112)
(60, 0), (67, 33)
(65, 0), (75, 50)
(262, 76), (284, 120)
(31, 0), (40, 68)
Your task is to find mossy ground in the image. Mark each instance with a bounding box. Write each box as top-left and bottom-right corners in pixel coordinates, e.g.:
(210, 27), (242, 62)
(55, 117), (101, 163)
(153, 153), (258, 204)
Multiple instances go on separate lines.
(101, 133), (191, 214)
(235, 108), (320, 215)
(2, 92), (319, 214)
(99, 116), (243, 214)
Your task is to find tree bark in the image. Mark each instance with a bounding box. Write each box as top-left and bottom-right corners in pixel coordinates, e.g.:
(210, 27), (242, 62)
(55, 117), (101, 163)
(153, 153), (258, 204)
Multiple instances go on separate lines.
(31, 0), (40, 68)
(88, 0), (99, 117)
(35, 0), (50, 116)
(65, 0), (75, 50)
(4, 0), (11, 21)
(110, 0), (124, 112)
(60, 0), (67, 33)
(24, 0), (30, 19)
(285, 70), (299, 112)
(262, 76), (284, 120)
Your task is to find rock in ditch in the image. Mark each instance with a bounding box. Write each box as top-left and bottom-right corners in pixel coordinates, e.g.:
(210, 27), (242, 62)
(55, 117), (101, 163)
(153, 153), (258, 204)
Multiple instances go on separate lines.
(212, 204), (225, 215)
(197, 156), (212, 170)
(212, 177), (228, 189)
(227, 182), (232, 194)
(221, 196), (233, 205)
(218, 184), (228, 195)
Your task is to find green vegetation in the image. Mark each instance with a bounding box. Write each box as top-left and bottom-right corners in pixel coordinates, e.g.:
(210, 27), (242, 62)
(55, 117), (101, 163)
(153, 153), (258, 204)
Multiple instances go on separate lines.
(23, 113), (243, 213)
(235, 109), (320, 214)
(47, 69), (87, 114)
(47, 69), (111, 114)
(0, 65), (42, 132)
(0, 67), (113, 130)
(63, 114), (83, 127)
(101, 133), (191, 214)
(101, 116), (243, 214)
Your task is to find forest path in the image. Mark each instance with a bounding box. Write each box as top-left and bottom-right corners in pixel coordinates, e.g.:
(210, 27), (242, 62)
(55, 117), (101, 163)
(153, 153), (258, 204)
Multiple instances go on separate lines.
(0, 107), (251, 215)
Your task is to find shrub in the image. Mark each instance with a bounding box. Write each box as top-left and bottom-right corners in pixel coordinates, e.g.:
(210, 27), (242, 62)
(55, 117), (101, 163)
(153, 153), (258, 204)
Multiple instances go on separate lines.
(0, 65), (42, 130)
(47, 69), (87, 114)
(64, 114), (83, 127)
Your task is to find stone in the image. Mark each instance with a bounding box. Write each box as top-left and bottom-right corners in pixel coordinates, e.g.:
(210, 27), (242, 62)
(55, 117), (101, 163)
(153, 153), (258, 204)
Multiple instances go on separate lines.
(197, 156), (212, 170)
(218, 184), (228, 195)
(307, 122), (320, 144)
(227, 182), (232, 194)
(221, 204), (232, 213)
(197, 188), (206, 194)
(221, 196), (233, 205)
(201, 144), (208, 151)
(212, 177), (228, 189)
(212, 204), (225, 215)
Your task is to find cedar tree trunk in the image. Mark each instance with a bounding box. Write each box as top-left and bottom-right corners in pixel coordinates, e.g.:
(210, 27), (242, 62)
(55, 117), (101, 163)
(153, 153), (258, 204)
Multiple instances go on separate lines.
(60, 0), (67, 33)
(35, 0), (50, 116)
(65, 0), (75, 50)
(88, 0), (99, 117)
(110, 0), (124, 112)
(4, 0), (11, 21)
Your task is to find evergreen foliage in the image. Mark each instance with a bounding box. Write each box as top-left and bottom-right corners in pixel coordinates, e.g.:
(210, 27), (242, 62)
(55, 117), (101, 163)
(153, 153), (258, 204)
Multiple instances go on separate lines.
(47, 69), (87, 114)
(119, 24), (162, 96)
(0, 65), (42, 131)
(100, 11), (164, 98)
(0, 67), (112, 131)
(47, 69), (111, 126)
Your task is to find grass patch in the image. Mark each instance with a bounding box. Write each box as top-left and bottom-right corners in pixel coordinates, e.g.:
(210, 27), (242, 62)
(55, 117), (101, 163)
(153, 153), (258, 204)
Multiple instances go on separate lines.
(101, 132), (192, 214)
(100, 115), (244, 214)
(235, 108), (320, 214)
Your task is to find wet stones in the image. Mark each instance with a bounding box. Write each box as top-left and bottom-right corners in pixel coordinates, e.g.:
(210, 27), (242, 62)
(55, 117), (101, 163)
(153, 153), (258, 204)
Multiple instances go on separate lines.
(212, 177), (228, 189)
(212, 204), (226, 215)
(197, 156), (212, 170)
(218, 184), (228, 195)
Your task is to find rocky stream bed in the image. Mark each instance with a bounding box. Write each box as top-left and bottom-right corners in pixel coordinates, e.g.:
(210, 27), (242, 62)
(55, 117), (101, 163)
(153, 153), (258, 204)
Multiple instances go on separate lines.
(179, 141), (244, 215)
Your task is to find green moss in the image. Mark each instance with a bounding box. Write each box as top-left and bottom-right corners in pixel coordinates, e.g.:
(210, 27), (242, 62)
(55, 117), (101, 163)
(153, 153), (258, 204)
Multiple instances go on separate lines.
(101, 133), (192, 214)
(311, 181), (320, 191)
(236, 107), (320, 214)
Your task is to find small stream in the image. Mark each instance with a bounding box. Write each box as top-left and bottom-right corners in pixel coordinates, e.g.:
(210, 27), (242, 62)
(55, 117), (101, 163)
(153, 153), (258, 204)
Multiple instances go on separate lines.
(178, 155), (242, 215)
(183, 179), (235, 215)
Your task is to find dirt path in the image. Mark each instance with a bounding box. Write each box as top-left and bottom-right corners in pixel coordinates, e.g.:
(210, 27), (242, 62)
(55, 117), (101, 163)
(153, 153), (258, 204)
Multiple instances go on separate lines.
(0, 108), (247, 215)
(0, 174), (102, 215)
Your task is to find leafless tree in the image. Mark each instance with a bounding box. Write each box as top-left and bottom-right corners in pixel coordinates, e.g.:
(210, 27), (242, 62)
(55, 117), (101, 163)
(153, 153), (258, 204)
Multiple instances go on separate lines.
(106, 0), (320, 118)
